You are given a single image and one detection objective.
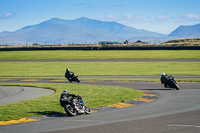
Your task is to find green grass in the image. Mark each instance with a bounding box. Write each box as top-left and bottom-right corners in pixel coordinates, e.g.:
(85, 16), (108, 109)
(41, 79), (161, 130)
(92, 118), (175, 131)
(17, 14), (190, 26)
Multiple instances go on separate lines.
(0, 50), (200, 59)
(0, 83), (143, 121)
(0, 62), (199, 77)
(0, 50), (199, 121)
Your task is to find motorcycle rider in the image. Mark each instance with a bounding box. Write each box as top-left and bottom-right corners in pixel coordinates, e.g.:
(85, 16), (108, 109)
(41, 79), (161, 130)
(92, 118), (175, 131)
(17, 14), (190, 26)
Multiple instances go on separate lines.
(60, 90), (85, 113)
(65, 69), (74, 79)
(160, 73), (175, 88)
(60, 90), (77, 100)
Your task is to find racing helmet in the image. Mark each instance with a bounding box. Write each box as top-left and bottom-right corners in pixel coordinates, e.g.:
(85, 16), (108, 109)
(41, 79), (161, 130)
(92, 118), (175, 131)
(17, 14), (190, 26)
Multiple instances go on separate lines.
(161, 73), (166, 76)
(62, 90), (69, 94)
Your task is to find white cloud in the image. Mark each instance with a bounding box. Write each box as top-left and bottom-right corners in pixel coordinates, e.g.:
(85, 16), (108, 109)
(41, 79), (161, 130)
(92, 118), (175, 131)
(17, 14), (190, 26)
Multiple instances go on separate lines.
(101, 14), (148, 24)
(0, 12), (15, 19)
(124, 14), (132, 19)
(184, 14), (200, 19)
(157, 15), (170, 20)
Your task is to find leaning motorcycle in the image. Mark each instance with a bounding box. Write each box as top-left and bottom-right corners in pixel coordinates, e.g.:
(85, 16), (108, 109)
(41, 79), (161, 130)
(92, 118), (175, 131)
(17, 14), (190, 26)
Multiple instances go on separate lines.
(60, 97), (90, 116)
(66, 74), (80, 83)
(166, 77), (180, 90)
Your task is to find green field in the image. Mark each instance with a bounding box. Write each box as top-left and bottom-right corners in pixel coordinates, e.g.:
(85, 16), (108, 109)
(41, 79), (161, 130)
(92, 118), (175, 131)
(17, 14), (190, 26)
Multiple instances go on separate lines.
(0, 50), (200, 59)
(0, 62), (199, 77)
(0, 50), (199, 121)
(0, 83), (143, 121)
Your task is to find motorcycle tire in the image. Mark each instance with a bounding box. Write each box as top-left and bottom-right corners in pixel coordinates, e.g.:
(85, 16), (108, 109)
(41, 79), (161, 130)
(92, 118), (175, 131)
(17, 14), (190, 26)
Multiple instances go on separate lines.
(64, 104), (77, 116)
(75, 76), (80, 83)
(67, 78), (72, 83)
(84, 105), (91, 114)
(171, 80), (180, 90)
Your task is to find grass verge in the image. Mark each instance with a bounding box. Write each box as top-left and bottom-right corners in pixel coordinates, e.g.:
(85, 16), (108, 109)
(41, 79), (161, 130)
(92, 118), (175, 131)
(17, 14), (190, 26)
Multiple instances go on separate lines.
(0, 83), (143, 121)
(0, 50), (200, 59)
(0, 62), (199, 76)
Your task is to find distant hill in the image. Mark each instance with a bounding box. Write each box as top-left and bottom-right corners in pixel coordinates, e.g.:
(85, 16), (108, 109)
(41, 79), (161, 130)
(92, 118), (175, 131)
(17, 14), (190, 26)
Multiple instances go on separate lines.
(0, 17), (165, 45)
(168, 23), (200, 38)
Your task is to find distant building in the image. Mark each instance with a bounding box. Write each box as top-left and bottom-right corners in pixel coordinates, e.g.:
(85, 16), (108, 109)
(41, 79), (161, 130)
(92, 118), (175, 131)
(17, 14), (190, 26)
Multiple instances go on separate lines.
(134, 40), (146, 44)
(124, 40), (129, 44)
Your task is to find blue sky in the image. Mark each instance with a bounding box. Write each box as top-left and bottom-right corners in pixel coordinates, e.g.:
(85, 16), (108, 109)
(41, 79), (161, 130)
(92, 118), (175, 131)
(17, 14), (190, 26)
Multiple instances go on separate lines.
(0, 0), (200, 34)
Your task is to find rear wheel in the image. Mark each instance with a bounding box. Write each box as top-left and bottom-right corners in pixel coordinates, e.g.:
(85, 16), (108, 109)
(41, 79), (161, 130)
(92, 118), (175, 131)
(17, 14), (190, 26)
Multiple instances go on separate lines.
(67, 77), (72, 82)
(64, 104), (77, 116)
(171, 80), (180, 90)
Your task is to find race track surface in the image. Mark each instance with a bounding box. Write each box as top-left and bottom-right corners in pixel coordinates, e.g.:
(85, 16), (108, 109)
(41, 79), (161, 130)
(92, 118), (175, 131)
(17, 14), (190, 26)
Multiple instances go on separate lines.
(1, 80), (200, 133)
(0, 58), (200, 133)
(0, 86), (54, 105)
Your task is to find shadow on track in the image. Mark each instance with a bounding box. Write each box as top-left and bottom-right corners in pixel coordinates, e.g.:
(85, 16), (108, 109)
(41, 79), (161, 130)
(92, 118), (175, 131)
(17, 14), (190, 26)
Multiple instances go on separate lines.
(29, 111), (69, 117)
(145, 88), (178, 91)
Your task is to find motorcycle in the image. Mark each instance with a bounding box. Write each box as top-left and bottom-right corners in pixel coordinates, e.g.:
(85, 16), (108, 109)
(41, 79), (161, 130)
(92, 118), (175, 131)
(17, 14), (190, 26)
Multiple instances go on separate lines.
(60, 96), (90, 116)
(66, 74), (80, 83)
(165, 77), (180, 90)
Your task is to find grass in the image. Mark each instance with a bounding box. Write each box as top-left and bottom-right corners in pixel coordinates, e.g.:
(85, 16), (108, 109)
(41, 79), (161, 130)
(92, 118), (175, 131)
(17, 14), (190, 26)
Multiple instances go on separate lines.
(0, 50), (200, 59)
(0, 83), (143, 121)
(0, 62), (199, 77)
(0, 50), (199, 121)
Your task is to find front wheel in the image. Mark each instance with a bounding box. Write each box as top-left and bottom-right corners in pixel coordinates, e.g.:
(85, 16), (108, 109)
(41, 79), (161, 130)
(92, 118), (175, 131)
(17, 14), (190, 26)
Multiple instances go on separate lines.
(84, 105), (91, 114)
(64, 104), (77, 116)
(171, 80), (180, 90)
(67, 77), (72, 82)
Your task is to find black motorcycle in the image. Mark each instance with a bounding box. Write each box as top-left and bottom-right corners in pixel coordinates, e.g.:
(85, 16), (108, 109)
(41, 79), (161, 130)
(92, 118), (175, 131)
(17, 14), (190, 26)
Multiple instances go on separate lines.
(66, 74), (80, 83)
(60, 96), (90, 116)
(165, 77), (180, 90)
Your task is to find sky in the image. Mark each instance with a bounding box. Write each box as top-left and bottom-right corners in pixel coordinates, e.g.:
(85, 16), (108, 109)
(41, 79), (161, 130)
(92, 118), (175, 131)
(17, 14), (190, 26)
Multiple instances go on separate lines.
(0, 0), (200, 34)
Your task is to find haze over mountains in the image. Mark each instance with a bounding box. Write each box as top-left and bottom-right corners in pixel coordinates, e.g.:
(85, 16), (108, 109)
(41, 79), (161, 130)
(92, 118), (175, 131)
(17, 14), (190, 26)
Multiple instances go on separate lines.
(0, 17), (199, 45)
(168, 23), (200, 38)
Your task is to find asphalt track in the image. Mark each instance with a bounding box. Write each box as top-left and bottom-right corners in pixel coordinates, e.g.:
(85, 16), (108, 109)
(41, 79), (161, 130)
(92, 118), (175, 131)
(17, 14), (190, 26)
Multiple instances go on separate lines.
(1, 80), (200, 133)
(0, 86), (54, 105)
(1, 58), (200, 133)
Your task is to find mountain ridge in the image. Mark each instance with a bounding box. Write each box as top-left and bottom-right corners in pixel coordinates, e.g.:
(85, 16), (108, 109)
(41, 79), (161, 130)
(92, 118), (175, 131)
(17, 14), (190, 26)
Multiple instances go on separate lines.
(1, 17), (200, 45)
(168, 23), (200, 38)
(0, 17), (165, 44)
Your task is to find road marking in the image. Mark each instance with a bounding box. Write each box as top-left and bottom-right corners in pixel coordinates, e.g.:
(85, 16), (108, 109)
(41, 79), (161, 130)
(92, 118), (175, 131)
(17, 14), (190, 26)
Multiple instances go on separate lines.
(91, 110), (98, 113)
(85, 80), (97, 82)
(0, 79), (11, 81)
(140, 90), (151, 93)
(107, 103), (134, 108)
(51, 80), (66, 82)
(0, 118), (39, 125)
(143, 93), (159, 97)
(134, 98), (155, 102)
(168, 124), (200, 128)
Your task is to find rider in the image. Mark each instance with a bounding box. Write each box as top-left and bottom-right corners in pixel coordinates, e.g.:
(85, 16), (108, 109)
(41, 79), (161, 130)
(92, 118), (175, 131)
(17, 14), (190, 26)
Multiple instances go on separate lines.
(60, 90), (85, 113)
(160, 73), (174, 88)
(65, 69), (74, 79)
(60, 90), (77, 100)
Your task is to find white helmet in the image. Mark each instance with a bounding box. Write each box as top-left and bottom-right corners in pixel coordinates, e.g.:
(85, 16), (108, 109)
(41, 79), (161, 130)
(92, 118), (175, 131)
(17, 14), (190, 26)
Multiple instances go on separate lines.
(62, 90), (68, 94)
(161, 73), (166, 76)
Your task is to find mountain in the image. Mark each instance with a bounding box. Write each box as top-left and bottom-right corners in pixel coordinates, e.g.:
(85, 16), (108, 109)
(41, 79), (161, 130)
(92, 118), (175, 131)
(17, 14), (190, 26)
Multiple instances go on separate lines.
(168, 23), (200, 38)
(0, 17), (166, 45)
